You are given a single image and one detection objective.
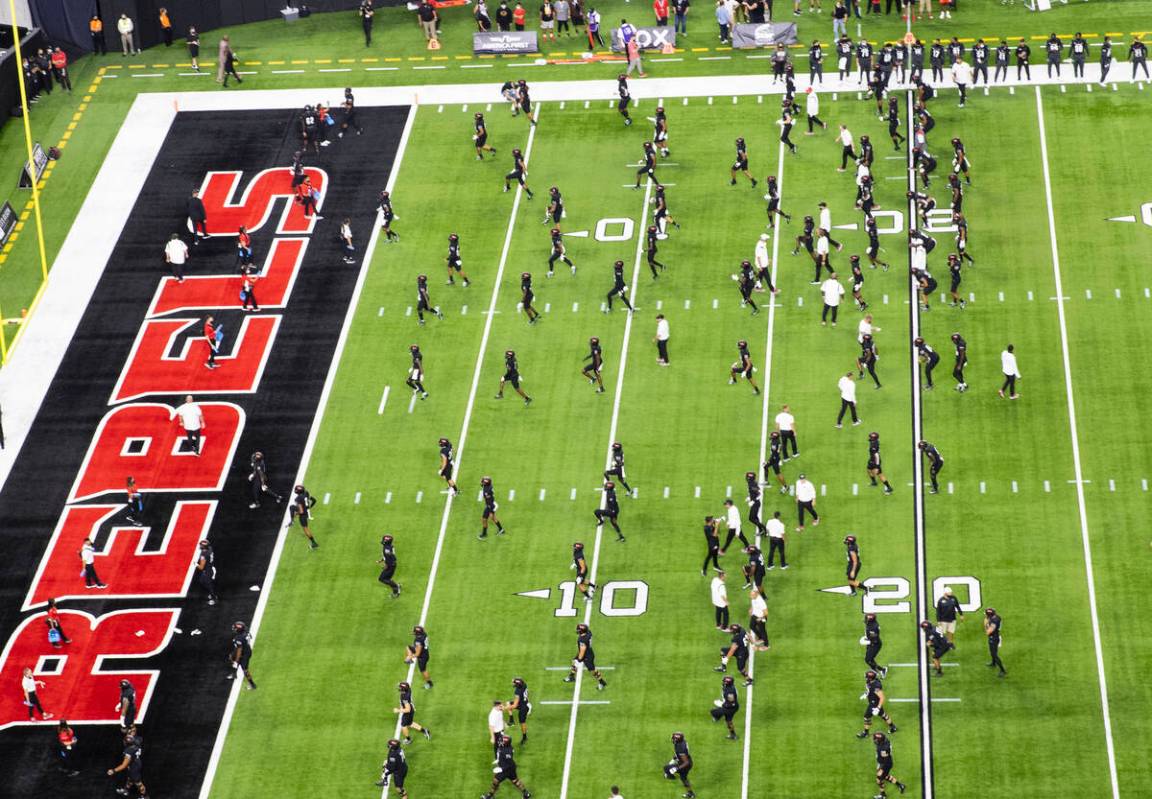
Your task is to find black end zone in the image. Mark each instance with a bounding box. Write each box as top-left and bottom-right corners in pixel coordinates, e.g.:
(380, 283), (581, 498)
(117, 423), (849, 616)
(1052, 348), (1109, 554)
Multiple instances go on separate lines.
(0, 105), (408, 798)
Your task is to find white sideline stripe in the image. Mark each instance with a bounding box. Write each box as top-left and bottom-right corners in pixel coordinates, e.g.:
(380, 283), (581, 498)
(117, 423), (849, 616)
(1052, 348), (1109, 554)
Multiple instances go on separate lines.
(380, 106), (544, 799)
(377, 385), (390, 414)
(1035, 86), (1121, 799)
(891, 697), (961, 703)
(742, 126), (788, 799)
(889, 662), (958, 668)
(905, 88), (934, 799)
(545, 665), (616, 670)
(198, 104), (418, 799)
(558, 167), (654, 799)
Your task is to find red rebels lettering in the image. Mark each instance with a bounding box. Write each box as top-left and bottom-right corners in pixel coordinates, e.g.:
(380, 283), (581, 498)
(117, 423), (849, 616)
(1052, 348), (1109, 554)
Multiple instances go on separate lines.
(70, 402), (244, 502)
(0, 609), (177, 731)
(147, 237), (308, 317)
(198, 167), (327, 236)
(111, 316), (280, 404)
(24, 501), (217, 609)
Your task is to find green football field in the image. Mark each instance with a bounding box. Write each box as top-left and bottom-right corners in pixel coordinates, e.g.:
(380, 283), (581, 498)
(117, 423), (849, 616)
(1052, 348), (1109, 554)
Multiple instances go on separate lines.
(198, 80), (1152, 798)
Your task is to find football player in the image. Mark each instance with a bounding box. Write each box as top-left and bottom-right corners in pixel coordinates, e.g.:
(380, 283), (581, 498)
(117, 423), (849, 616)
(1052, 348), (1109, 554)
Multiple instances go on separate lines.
(866, 432), (894, 494)
(714, 623), (753, 687)
(582, 336), (605, 394)
(857, 670), (898, 739)
(405, 344), (428, 399)
(872, 732), (907, 797)
(709, 675), (740, 740)
(547, 227), (575, 277)
(563, 623), (608, 689)
(605, 259), (634, 312)
(437, 437), (458, 495)
(495, 350), (533, 405)
(728, 340), (761, 395)
(374, 738), (409, 797)
(478, 476), (506, 539)
(393, 681), (432, 744)
(594, 480), (624, 541)
(505, 677), (532, 743)
(474, 112), (497, 160)
(573, 541), (595, 600)
(920, 619), (955, 675)
(845, 535), (868, 596)
(663, 732), (696, 798)
(730, 137), (758, 187)
(482, 735), (531, 799)
(604, 442), (633, 496)
(404, 625), (433, 688)
(445, 233), (470, 287)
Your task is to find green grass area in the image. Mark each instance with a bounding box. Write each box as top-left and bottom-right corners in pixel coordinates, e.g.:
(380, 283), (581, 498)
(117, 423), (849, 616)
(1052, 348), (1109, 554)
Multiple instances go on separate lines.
(2, 0), (1150, 344)
(205, 83), (1152, 798)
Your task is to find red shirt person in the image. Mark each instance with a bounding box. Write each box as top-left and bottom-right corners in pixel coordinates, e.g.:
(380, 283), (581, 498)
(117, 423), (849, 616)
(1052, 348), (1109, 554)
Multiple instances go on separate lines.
(203, 315), (220, 369)
(653, 0), (669, 24)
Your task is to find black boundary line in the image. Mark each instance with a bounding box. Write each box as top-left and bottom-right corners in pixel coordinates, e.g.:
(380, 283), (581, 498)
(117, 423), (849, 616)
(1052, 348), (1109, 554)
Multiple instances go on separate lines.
(905, 87), (935, 799)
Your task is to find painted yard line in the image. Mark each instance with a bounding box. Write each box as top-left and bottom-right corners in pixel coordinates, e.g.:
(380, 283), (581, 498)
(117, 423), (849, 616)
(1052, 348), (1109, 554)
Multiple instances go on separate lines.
(1034, 86), (1121, 799)
(271, 69), (306, 75)
(408, 392), (418, 414)
(379, 109), (544, 799)
(742, 124), (788, 799)
(198, 104), (418, 799)
(377, 385), (390, 414)
(905, 89), (935, 799)
(545, 665), (616, 670)
(888, 662), (958, 668)
(891, 697), (962, 703)
(539, 700), (612, 705)
(558, 170), (655, 799)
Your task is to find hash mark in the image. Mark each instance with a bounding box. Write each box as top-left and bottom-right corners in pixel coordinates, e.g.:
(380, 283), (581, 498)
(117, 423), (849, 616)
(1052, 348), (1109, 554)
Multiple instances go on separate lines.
(385, 492), (392, 504)
(539, 488), (546, 501)
(354, 492), (362, 505)
(323, 492), (331, 505)
(416, 491), (423, 503)
(508, 489), (516, 501)
(570, 488), (577, 501)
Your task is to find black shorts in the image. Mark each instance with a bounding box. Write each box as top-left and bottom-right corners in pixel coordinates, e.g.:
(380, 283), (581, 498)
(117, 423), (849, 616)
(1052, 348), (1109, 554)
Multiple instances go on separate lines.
(847, 567), (860, 580)
(864, 702), (880, 721)
(739, 366), (753, 379)
(520, 99), (532, 113)
(733, 158), (748, 171)
(581, 654), (596, 672)
(400, 711), (414, 726)
(765, 460), (781, 475)
(801, 238), (814, 253)
(189, 44), (200, 57)
(416, 652), (430, 671)
(867, 460), (880, 472)
(476, 133), (488, 147)
(867, 241), (880, 258)
(950, 276), (961, 292)
(618, 98), (630, 111)
(448, 257), (462, 271)
(583, 363), (599, 375)
(503, 371), (520, 389)
(483, 504), (497, 519)
(711, 705), (737, 722)
(523, 291), (534, 305)
(506, 169), (524, 181)
(932, 644), (952, 659)
(877, 763), (892, 780)
(235, 653), (251, 670)
(392, 769), (407, 789)
(496, 766), (520, 783)
(383, 212), (395, 225)
(297, 511), (311, 527)
(766, 199), (779, 213)
(440, 464), (454, 480)
(516, 703), (530, 723)
(923, 278), (938, 294)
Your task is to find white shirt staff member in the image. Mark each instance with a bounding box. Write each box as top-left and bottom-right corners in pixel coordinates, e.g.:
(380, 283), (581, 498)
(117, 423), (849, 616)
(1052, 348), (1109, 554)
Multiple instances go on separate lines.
(487, 700), (506, 757)
(765, 510), (787, 569)
(857, 314), (881, 344)
(654, 314), (670, 365)
(21, 667), (52, 721)
(999, 343), (1021, 400)
(710, 570), (730, 630)
(836, 124), (856, 171)
(754, 234), (777, 294)
(164, 233), (189, 283)
(175, 394), (205, 455)
(951, 58), (973, 107)
(794, 473), (820, 531)
(748, 588), (769, 650)
(836, 372), (860, 428)
(820, 272), (845, 327)
(775, 404), (799, 460)
(719, 498), (747, 554)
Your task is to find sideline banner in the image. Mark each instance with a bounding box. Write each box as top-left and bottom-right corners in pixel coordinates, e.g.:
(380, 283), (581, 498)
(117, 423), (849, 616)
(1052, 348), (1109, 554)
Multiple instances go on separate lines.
(610, 26), (676, 52)
(0, 202), (15, 248)
(474, 31), (539, 54)
(731, 22), (799, 49)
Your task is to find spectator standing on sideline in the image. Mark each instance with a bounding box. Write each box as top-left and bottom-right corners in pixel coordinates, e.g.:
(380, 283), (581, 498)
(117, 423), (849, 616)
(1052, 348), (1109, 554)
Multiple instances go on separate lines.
(832, 0), (847, 39)
(159, 8), (173, 46)
(654, 313), (670, 364)
(710, 570), (729, 629)
(555, 0), (571, 35)
(217, 35), (231, 83)
(999, 344), (1021, 399)
(175, 394), (204, 455)
(539, 1), (557, 42)
(90, 15), (106, 55)
(626, 35), (646, 76)
(418, 0), (439, 40)
(222, 44), (242, 87)
(674, 0), (689, 34)
(715, 0), (731, 44)
(187, 27), (201, 72)
(188, 189), (209, 240)
(22, 667), (52, 720)
(360, 1), (375, 45)
(80, 538), (106, 588)
(586, 6), (604, 48)
(476, 0), (492, 30)
(117, 14), (137, 56)
(513, 1), (527, 29)
(50, 48), (72, 93)
(496, 1), (513, 29)
(653, 0), (670, 25)
(164, 233), (188, 282)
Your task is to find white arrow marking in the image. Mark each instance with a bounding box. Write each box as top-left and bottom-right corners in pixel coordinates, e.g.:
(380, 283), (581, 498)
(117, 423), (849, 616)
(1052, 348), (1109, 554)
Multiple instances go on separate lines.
(564, 230), (590, 237)
(517, 588), (553, 600)
(819, 585), (855, 596)
(1107, 215), (1137, 222)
